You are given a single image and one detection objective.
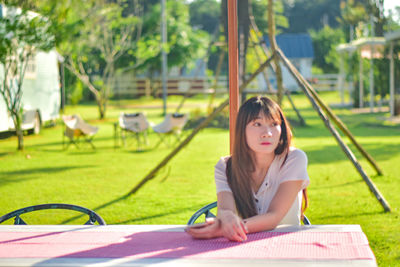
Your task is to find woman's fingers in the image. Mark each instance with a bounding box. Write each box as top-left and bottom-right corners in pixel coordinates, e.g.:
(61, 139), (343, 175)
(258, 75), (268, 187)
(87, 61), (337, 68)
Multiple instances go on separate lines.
(241, 220), (248, 233)
(233, 222), (247, 241)
(221, 220), (247, 242)
(186, 215), (248, 242)
(185, 219), (220, 239)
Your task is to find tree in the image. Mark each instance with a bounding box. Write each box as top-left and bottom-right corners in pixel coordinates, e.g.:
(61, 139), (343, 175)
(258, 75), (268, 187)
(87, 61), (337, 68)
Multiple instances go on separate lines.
(135, 1), (208, 94)
(282, 0), (342, 33)
(267, 0), (284, 105)
(60, 0), (140, 119)
(251, 0), (288, 35)
(189, 0), (220, 34)
(310, 26), (345, 73)
(0, 6), (54, 150)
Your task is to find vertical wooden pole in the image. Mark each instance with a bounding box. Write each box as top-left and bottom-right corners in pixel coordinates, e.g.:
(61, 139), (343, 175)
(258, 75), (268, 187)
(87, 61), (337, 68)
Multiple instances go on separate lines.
(369, 45), (375, 112)
(228, 0), (239, 154)
(267, 0), (284, 105)
(338, 53), (345, 105)
(359, 53), (364, 108)
(389, 42), (395, 117)
(161, 0), (168, 115)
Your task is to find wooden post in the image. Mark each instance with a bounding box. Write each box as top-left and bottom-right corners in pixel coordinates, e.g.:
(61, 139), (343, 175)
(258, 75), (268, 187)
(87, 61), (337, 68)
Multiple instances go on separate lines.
(389, 42), (395, 117)
(338, 53), (345, 105)
(249, 30), (274, 92)
(285, 91), (306, 126)
(207, 49), (226, 113)
(359, 53), (364, 108)
(249, 17), (306, 126)
(227, 0), (239, 154)
(277, 49), (391, 212)
(161, 0), (168, 115)
(369, 46), (375, 112)
(128, 56), (275, 196)
(267, 0), (284, 105)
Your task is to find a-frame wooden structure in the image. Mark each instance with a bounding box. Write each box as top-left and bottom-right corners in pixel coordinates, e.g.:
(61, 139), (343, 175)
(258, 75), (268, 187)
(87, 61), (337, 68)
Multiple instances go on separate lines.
(128, 1), (391, 212)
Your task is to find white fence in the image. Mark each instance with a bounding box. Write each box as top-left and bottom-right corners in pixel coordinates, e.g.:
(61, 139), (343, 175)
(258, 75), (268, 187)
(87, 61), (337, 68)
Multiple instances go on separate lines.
(112, 75), (262, 97)
(112, 74), (351, 98)
(308, 74), (352, 92)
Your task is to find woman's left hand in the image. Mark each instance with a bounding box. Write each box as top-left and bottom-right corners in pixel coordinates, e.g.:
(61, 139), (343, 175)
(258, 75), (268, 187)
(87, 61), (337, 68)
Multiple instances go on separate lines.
(185, 218), (221, 239)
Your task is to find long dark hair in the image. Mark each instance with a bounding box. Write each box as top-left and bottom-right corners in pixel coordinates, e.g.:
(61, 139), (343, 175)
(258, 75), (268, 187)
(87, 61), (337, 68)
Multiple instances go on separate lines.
(226, 96), (292, 218)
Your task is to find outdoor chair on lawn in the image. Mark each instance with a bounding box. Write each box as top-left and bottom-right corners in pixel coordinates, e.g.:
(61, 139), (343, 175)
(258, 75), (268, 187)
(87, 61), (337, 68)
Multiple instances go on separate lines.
(152, 113), (188, 148)
(114, 112), (150, 150)
(187, 201), (311, 225)
(0, 203), (106, 225)
(62, 114), (98, 150)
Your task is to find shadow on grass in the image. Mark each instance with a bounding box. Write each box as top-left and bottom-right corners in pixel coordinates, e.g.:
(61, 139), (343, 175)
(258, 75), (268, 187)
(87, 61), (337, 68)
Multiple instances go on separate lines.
(60, 194), (131, 224)
(317, 211), (385, 221)
(0, 176), (39, 187)
(60, 191), (210, 225)
(311, 180), (363, 191)
(0, 131), (14, 139)
(0, 152), (14, 158)
(305, 142), (400, 165)
(24, 135), (116, 150)
(114, 203), (210, 224)
(0, 165), (96, 181)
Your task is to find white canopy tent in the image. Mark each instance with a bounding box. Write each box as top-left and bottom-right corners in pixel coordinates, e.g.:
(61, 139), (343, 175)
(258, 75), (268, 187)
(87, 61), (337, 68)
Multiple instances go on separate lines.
(337, 35), (400, 117)
(336, 43), (356, 106)
(352, 38), (386, 110)
(384, 30), (400, 117)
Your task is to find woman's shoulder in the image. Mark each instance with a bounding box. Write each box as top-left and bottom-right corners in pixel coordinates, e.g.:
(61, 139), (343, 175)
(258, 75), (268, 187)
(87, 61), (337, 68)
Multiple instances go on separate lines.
(288, 147), (307, 160)
(279, 147), (308, 167)
(215, 155), (230, 170)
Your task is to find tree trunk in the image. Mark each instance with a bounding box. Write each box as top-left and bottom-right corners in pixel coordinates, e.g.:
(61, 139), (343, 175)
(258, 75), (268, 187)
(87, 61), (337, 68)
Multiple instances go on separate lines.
(97, 96), (106, 120)
(267, 0), (284, 105)
(222, 0), (250, 103)
(12, 113), (24, 151)
(16, 129), (24, 151)
(238, 0), (250, 89)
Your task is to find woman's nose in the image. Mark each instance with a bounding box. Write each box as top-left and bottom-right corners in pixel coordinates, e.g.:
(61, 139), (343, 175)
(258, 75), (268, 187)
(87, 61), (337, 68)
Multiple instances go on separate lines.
(261, 127), (272, 137)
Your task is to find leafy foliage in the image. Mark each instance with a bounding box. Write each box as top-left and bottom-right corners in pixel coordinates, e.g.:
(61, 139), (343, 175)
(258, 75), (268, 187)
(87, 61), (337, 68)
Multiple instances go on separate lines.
(189, 0), (220, 34)
(58, 0), (139, 119)
(282, 0), (341, 33)
(309, 26), (345, 73)
(135, 1), (209, 75)
(0, 6), (54, 150)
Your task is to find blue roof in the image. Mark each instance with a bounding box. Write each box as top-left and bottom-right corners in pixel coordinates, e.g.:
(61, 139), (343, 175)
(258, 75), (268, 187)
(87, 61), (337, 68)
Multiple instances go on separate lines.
(264, 34), (314, 59)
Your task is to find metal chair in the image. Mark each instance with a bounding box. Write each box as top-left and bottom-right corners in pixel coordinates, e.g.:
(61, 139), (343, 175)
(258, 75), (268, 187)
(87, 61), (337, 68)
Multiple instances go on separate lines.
(62, 114), (98, 149)
(114, 112), (150, 150)
(187, 201), (311, 225)
(152, 113), (188, 148)
(0, 203), (106, 225)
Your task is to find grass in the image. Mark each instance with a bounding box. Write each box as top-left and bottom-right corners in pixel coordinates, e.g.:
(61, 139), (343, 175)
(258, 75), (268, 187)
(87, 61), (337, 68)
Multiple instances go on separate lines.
(0, 92), (399, 266)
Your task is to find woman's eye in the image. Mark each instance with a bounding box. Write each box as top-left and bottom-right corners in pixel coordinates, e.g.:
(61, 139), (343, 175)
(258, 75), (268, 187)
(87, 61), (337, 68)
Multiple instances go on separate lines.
(272, 122), (279, 126)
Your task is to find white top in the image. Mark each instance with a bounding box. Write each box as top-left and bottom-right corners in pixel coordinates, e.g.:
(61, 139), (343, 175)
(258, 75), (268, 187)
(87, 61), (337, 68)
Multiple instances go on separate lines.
(215, 147), (310, 225)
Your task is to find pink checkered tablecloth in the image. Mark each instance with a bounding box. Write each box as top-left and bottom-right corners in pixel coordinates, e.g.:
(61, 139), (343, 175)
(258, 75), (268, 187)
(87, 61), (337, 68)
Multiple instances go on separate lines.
(0, 228), (375, 260)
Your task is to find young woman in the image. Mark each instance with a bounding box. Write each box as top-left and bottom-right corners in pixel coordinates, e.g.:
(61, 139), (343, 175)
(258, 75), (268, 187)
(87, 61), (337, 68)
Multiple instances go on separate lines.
(186, 96), (309, 242)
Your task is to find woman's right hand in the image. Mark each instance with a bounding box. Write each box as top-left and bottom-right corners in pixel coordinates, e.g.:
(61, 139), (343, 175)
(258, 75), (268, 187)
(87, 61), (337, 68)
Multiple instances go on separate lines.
(185, 218), (221, 239)
(218, 209), (248, 242)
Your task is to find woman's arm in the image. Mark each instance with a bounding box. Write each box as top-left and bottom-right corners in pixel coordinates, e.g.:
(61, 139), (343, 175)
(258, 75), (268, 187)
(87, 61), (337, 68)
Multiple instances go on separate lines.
(185, 191), (247, 241)
(217, 191), (248, 242)
(244, 180), (303, 233)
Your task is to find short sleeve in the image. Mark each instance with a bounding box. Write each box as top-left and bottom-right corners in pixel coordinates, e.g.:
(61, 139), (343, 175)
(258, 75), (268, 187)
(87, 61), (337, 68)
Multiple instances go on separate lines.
(214, 157), (232, 193)
(279, 149), (309, 189)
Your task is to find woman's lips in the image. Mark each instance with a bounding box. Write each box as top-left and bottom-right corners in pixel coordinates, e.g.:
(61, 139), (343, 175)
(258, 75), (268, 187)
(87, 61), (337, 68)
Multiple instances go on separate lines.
(261, 141), (271, 145)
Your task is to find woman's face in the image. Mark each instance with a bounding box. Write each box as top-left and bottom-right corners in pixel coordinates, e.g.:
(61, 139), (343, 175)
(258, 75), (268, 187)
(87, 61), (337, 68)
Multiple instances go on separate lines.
(245, 112), (282, 155)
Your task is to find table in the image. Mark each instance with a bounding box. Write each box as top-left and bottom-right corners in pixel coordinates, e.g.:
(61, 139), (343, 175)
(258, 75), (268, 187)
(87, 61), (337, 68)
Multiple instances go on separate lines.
(0, 224), (376, 266)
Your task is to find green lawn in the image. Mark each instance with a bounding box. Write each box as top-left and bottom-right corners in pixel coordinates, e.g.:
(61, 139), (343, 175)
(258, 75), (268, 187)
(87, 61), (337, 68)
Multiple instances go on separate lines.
(0, 92), (399, 265)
